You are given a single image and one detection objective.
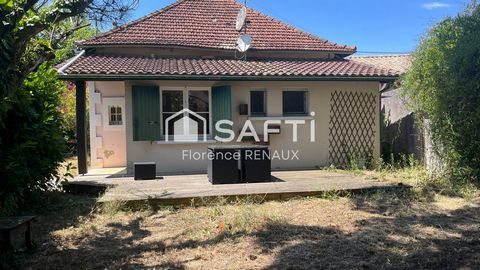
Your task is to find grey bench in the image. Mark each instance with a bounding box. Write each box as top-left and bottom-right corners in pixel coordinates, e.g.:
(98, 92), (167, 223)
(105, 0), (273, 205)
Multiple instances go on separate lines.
(0, 216), (36, 250)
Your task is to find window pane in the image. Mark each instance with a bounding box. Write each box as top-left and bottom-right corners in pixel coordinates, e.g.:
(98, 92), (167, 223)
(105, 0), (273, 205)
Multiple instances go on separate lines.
(162, 113), (182, 135)
(117, 107), (122, 114)
(117, 111), (122, 125)
(283, 91), (307, 115)
(250, 91), (265, 115)
(191, 113), (209, 135)
(189, 91), (209, 112)
(110, 106), (116, 114)
(162, 91), (183, 112)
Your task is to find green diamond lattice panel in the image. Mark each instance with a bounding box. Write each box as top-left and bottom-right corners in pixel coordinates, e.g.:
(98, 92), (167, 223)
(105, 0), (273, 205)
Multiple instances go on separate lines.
(329, 90), (377, 168)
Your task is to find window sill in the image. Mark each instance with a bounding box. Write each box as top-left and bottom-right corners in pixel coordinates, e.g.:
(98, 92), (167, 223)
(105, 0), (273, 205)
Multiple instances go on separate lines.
(248, 115), (313, 120)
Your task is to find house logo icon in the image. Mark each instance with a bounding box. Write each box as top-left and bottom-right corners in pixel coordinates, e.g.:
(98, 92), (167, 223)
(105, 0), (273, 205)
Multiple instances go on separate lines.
(165, 108), (207, 142)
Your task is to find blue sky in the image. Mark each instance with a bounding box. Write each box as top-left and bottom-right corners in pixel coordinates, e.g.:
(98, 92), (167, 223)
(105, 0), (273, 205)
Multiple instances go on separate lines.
(131, 0), (467, 55)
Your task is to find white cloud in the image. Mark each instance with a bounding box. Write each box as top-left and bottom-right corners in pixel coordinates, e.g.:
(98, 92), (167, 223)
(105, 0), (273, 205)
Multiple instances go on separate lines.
(422, 2), (452, 10)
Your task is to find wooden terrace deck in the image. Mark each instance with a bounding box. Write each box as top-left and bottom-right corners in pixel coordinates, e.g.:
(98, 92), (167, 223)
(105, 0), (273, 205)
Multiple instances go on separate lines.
(69, 169), (406, 204)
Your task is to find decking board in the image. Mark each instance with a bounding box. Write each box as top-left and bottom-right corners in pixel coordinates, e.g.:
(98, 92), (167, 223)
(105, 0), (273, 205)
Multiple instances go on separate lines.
(70, 170), (406, 203)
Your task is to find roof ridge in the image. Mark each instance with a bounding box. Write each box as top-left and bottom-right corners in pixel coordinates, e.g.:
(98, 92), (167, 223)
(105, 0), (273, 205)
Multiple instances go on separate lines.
(85, 54), (353, 62)
(80, 0), (187, 44)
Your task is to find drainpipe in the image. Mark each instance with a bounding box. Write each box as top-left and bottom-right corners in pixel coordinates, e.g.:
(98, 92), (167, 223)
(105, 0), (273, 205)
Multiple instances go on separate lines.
(57, 50), (85, 75)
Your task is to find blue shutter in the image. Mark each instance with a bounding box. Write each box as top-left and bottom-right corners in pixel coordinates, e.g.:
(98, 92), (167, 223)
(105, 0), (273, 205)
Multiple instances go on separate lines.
(132, 86), (161, 141)
(212, 85), (232, 138)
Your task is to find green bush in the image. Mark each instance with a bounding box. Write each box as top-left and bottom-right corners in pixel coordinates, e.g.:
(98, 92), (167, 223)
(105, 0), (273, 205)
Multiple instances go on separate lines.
(0, 65), (66, 216)
(402, 2), (480, 185)
(58, 82), (79, 155)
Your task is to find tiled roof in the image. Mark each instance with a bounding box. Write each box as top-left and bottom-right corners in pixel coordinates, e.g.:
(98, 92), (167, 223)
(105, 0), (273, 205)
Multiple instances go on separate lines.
(349, 54), (412, 74)
(80, 0), (356, 53)
(60, 55), (400, 79)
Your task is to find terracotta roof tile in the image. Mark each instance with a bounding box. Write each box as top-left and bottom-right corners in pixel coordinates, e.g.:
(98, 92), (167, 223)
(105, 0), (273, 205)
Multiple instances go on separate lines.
(80, 0), (356, 53)
(349, 54), (412, 74)
(61, 55), (399, 78)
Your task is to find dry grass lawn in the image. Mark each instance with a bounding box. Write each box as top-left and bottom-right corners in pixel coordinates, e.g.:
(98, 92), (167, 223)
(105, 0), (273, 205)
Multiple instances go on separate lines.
(10, 188), (480, 270)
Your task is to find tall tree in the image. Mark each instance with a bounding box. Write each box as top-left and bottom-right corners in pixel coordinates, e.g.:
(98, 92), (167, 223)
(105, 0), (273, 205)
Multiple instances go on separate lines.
(0, 0), (138, 216)
(0, 0), (138, 98)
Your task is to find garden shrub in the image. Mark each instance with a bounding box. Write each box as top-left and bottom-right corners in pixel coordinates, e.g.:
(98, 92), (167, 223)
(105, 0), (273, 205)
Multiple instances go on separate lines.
(0, 65), (66, 216)
(402, 2), (480, 186)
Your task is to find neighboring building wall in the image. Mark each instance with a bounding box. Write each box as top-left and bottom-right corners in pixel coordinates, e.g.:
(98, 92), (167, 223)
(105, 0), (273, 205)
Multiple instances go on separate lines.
(381, 88), (424, 161)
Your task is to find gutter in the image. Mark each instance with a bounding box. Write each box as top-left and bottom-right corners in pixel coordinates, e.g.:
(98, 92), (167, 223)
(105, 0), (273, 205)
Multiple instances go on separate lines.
(57, 73), (398, 82)
(57, 50), (85, 75)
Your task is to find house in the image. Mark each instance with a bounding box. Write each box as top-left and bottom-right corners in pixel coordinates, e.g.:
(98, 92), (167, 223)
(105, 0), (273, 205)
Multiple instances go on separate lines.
(58, 0), (399, 174)
(350, 55), (424, 162)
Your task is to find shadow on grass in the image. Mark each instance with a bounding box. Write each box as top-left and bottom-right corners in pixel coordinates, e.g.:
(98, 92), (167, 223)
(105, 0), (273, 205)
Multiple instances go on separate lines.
(169, 194), (480, 269)
(20, 214), (183, 270)
(255, 203), (480, 269)
(14, 192), (480, 269)
(143, 198), (479, 269)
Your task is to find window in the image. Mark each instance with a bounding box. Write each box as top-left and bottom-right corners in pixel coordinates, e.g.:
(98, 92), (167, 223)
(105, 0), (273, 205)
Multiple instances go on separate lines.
(250, 90), (266, 115)
(103, 97), (125, 130)
(282, 90), (308, 115)
(108, 106), (123, 125)
(161, 87), (210, 136)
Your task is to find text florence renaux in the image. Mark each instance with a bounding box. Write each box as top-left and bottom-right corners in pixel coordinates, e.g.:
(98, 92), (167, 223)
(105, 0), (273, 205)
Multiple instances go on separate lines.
(182, 115), (316, 161)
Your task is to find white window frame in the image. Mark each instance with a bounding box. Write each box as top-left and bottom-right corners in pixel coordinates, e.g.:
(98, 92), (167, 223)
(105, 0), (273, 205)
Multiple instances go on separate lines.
(160, 87), (212, 140)
(102, 97), (125, 130)
(282, 88), (309, 116)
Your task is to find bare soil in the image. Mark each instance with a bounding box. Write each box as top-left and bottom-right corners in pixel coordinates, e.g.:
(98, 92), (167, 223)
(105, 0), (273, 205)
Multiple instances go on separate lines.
(11, 190), (480, 270)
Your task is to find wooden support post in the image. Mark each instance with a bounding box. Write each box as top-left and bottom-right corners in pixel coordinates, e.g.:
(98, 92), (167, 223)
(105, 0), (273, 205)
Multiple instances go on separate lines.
(75, 81), (88, 175)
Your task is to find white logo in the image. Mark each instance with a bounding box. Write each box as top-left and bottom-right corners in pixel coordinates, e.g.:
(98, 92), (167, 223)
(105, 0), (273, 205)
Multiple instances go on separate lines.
(165, 108), (207, 142)
(165, 110), (316, 143)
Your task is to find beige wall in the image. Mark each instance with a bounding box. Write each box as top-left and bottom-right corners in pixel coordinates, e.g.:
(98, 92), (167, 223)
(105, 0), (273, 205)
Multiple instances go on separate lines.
(94, 80), (381, 173)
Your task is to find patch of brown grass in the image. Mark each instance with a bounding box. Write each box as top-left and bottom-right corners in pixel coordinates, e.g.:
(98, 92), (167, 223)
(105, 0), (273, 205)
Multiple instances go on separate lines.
(9, 189), (479, 270)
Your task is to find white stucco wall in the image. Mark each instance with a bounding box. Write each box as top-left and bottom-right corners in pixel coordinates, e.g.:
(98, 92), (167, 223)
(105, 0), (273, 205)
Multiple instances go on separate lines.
(93, 80), (381, 173)
(89, 81), (127, 168)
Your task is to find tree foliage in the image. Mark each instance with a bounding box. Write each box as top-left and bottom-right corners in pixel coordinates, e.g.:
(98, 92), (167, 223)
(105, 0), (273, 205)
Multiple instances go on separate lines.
(0, 0), (138, 98)
(0, 0), (137, 216)
(55, 22), (96, 153)
(0, 65), (66, 216)
(402, 2), (480, 184)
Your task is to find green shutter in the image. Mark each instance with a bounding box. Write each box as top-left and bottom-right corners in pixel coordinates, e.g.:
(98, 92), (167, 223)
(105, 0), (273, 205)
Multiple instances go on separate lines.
(132, 85), (161, 141)
(212, 85), (232, 138)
